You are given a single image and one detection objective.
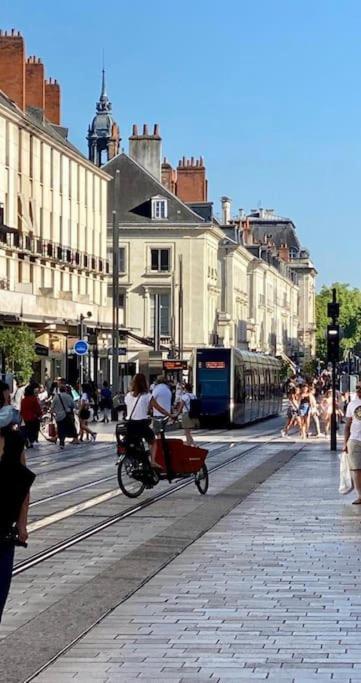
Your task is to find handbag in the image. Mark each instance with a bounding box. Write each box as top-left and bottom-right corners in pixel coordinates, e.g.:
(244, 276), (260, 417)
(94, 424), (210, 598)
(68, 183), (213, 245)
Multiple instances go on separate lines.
(48, 422), (57, 438)
(339, 450), (353, 495)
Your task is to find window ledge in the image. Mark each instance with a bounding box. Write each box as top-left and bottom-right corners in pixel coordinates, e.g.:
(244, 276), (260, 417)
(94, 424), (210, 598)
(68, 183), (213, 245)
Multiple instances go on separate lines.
(144, 269), (172, 277)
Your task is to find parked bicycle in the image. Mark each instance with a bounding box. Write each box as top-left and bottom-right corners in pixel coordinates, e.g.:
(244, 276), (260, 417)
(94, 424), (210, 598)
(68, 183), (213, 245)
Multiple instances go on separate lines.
(116, 417), (208, 498)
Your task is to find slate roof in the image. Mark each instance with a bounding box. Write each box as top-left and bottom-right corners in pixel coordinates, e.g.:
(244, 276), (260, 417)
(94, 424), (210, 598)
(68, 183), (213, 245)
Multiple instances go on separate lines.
(248, 216), (301, 252)
(103, 153), (206, 226)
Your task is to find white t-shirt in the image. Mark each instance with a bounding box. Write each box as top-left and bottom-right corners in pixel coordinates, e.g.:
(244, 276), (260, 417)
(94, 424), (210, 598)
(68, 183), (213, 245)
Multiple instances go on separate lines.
(152, 383), (172, 417)
(346, 398), (361, 441)
(125, 392), (151, 420)
(181, 391), (195, 414)
(12, 385), (25, 410)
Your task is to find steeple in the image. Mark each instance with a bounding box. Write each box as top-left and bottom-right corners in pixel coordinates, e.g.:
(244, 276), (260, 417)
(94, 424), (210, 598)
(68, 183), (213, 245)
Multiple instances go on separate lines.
(97, 68), (110, 112)
(87, 69), (120, 166)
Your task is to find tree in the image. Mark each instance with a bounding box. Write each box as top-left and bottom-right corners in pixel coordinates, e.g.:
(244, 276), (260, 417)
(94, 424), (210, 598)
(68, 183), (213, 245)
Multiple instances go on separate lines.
(0, 325), (37, 383)
(316, 283), (361, 360)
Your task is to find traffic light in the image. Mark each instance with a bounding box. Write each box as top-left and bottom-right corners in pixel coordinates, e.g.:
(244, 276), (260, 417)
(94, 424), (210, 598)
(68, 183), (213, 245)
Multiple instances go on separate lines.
(327, 324), (340, 362)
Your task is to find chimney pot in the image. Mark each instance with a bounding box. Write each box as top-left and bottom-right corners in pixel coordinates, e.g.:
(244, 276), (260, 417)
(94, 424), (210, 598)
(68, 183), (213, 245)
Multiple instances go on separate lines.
(11, 28), (15, 36)
(143, 123), (148, 135)
(132, 124), (138, 136)
(154, 123), (159, 136)
(191, 156), (194, 165)
(4, 31), (7, 36)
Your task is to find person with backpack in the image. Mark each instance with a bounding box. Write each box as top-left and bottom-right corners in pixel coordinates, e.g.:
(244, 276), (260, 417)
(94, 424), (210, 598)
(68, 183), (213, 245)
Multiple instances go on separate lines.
(176, 383), (200, 446)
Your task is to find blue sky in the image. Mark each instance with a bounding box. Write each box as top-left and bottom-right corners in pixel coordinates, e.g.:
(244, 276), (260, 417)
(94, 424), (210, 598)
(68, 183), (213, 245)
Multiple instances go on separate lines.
(1, 0), (360, 288)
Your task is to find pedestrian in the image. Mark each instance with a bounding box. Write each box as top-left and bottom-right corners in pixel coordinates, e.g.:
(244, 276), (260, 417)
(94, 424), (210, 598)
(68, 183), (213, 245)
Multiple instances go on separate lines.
(79, 384), (96, 442)
(344, 383), (361, 504)
(20, 385), (42, 448)
(11, 378), (25, 410)
(298, 385), (311, 439)
(125, 373), (172, 467)
(151, 375), (172, 437)
(52, 383), (79, 449)
(37, 384), (48, 403)
(0, 383), (35, 622)
(281, 388), (301, 437)
(175, 382), (199, 446)
(308, 385), (323, 437)
(99, 381), (112, 423)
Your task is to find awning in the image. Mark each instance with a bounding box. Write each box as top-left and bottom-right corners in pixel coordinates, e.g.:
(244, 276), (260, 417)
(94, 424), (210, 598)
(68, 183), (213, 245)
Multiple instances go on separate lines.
(35, 342), (49, 357)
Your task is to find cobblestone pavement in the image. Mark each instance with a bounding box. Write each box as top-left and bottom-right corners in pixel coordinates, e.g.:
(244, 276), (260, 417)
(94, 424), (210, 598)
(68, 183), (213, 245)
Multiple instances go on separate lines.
(2, 417), (307, 682)
(27, 439), (361, 683)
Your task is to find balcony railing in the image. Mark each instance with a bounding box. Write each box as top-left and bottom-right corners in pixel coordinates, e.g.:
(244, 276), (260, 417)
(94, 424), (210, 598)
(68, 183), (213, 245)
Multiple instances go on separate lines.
(0, 230), (109, 275)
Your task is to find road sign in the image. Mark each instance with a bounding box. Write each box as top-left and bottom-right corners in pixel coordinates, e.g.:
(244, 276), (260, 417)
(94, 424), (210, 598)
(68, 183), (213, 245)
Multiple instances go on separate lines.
(73, 339), (89, 356)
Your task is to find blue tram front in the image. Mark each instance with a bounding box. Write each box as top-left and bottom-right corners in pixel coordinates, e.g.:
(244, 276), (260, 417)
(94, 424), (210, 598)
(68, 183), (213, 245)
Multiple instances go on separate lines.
(190, 347), (282, 426)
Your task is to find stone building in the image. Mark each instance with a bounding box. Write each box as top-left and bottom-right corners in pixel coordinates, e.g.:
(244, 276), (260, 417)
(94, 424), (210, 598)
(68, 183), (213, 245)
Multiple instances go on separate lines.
(101, 125), (304, 384)
(0, 30), (111, 380)
(244, 209), (317, 360)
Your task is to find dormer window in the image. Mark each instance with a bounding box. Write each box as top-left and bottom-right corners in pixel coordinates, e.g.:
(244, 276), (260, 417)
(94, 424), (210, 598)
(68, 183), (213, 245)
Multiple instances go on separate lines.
(151, 196), (168, 220)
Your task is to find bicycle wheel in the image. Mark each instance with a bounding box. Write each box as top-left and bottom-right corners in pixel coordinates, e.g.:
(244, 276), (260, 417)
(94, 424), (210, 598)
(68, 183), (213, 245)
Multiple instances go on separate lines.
(195, 464), (209, 495)
(117, 457), (146, 498)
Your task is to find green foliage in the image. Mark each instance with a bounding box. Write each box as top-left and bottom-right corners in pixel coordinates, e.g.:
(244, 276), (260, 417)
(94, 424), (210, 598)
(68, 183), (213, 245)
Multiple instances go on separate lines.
(0, 325), (37, 383)
(316, 283), (361, 360)
(302, 359), (318, 379)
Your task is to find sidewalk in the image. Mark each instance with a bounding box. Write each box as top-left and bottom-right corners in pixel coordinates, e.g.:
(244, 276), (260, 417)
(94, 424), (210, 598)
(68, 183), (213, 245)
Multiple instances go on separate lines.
(33, 442), (361, 683)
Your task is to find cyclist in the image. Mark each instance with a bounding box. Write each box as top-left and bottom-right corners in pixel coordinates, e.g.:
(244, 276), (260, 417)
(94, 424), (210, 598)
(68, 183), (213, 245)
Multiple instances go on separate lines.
(124, 373), (172, 467)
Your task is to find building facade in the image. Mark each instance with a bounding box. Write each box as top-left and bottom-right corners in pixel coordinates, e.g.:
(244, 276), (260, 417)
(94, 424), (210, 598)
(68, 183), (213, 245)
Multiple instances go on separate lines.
(101, 126), (306, 386)
(0, 31), (111, 380)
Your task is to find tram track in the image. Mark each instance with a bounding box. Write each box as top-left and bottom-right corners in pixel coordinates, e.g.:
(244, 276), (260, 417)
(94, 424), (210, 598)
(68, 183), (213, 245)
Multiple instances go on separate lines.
(29, 423), (281, 503)
(13, 434), (296, 577)
(28, 441), (226, 508)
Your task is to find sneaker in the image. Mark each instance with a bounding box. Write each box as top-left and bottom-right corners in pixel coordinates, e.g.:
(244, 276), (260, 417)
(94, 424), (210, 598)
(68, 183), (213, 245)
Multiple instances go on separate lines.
(281, 430), (286, 437)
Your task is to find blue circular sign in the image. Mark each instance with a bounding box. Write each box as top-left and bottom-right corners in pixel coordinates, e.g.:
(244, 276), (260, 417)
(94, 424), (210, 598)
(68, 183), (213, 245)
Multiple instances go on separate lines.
(73, 340), (89, 356)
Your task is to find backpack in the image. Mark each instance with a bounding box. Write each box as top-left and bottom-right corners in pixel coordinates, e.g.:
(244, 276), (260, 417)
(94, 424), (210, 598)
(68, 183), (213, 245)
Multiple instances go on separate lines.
(189, 397), (201, 419)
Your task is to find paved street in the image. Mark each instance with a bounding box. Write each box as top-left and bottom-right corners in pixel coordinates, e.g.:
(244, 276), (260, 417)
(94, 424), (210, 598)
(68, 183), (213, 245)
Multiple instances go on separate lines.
(28, 434), (361, 683)
(0, 417), (357, 683)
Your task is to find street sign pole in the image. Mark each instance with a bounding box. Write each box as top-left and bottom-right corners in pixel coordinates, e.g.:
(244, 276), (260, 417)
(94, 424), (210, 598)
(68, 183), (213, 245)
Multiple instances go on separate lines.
(79, 315), (84, 386)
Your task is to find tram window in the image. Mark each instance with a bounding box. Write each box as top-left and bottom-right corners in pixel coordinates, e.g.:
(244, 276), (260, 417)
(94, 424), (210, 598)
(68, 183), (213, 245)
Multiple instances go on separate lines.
(244, 369), (253, 401)
(259, 369), (265, 399)
(234, 364), (245, 403)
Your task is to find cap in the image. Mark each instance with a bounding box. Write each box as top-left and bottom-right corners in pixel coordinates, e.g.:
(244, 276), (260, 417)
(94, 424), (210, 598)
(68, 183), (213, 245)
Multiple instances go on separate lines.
(0, 405), (17, 428)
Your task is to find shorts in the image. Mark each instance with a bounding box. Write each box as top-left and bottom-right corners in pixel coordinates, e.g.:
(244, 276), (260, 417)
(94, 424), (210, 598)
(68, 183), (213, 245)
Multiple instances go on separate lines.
(287, 408), (299, 419)
(153, 418), (167, 435)
(347, 440), (361, 470)
(126, 419), (154, 444)
(182, 412), (198, 429)
(299, 405), (309, 417)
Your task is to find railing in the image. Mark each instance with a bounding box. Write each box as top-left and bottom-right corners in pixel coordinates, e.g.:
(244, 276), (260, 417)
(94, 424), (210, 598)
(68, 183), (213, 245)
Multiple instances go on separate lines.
(0, 230), (109, 275)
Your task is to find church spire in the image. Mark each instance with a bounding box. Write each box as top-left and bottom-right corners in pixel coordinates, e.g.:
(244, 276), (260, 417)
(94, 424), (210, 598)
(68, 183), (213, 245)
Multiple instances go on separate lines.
(96, 68), (111, 113)
(87, 68), (120, 167)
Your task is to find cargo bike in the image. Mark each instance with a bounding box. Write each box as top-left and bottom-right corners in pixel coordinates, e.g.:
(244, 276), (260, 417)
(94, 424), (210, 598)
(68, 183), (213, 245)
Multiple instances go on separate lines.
(115, 417), (209, 498)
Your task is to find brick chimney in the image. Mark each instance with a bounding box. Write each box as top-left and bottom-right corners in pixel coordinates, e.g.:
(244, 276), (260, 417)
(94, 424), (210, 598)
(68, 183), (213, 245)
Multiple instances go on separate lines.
(278, 243), (290, 262)
(0, 29), (25, 110)
(176, 156), (207, 203)
(25, 56), (45, 110)
(161, 157), (177, 193)
(45, 78), (60, 125)
(129, 124), (162, 180)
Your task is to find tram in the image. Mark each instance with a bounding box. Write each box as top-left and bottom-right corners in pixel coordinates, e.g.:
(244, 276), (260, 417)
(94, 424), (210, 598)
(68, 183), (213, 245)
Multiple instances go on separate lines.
(189, 347), (282, 426)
